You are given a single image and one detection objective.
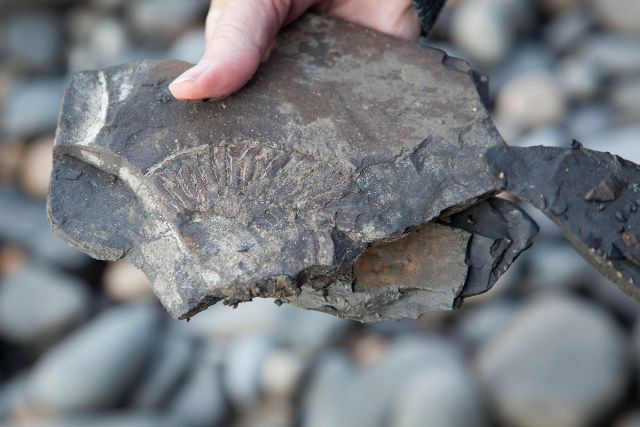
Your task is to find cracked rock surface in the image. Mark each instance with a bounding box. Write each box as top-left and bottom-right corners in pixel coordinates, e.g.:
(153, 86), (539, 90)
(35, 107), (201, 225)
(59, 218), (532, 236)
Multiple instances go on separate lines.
(47, 14), (535, 321)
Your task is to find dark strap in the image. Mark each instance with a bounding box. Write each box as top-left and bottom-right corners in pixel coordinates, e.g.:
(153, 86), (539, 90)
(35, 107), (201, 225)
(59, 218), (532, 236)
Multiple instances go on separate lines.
(412, 0), (447, 37)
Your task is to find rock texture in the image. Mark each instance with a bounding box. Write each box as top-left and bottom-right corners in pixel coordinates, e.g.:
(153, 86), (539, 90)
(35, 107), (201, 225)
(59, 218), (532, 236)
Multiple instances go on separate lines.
(47, 14), (536, 321)
(487, 142), (640, 300)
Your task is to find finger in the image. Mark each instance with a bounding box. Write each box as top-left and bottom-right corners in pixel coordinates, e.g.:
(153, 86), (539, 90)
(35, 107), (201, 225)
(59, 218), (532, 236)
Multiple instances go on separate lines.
(170, 0), (308, 100)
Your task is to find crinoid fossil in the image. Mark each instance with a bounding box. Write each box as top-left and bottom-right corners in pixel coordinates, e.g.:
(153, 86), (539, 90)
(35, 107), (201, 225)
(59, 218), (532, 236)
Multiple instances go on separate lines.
(47, 14), (640, 321)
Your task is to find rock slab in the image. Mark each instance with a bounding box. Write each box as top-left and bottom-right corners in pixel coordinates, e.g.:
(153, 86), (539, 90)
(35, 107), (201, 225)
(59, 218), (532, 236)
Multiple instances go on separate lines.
(47, 14), (537, 321)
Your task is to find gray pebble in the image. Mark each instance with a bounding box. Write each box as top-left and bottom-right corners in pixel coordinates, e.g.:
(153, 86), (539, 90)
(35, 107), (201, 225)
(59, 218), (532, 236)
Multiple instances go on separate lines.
(578, 35), (640, 79)
(27, 303), (159, 413)
(581, 124), (640, 164)
(388, 365), (488, 427)
(132, 332), (195, 409)
(0, 413), (173, 427)
(304, 336), (477, 427)
(2, 10), (63, 73)
(1, 79), (65, 139)
(476, 295), (630, 427)
(169, 356), (226, 427)
(0, 189), (88, 269)
(169, 28), (205, 64)
(224, 334), (274, 409)
(566, 103), (613, 140)
(609, 78), (640, 124)
(125, 0), (207, 44)
(451, 0), (515, 65)
(593, 0), (640, 35)
(0, 263), (89, 346)
(456, 299), (519, 348)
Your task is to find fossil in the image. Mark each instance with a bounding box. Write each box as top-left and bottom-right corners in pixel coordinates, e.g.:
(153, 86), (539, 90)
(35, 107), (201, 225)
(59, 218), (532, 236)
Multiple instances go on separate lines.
(47, 14), (640, 321)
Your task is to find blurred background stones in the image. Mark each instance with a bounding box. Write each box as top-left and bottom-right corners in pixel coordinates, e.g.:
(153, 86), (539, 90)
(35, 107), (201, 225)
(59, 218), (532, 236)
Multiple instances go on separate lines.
(0, 0), (638, 426)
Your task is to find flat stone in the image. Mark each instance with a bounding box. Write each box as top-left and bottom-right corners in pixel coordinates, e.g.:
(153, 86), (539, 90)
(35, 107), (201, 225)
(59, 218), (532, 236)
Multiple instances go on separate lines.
(1, 79), (66, 139)
(27, 303), (159, 413)
(132, 331), (195, 409)
(48, 14), (536, 321)
(0, 263), (89, 346)
(475, 295), (630, 427)
(0, 189), (88, 269)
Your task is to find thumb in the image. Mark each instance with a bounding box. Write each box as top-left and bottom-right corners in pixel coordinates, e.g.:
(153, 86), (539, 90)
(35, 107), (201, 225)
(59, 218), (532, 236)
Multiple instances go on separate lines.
(169, 0), (299, 101)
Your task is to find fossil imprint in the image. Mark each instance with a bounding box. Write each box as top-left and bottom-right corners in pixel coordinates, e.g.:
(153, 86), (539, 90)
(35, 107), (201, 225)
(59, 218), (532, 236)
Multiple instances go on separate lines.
(47, 14), (640, 321)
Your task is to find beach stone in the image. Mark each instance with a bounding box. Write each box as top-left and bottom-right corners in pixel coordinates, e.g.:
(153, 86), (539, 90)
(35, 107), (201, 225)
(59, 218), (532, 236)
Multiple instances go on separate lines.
(0, 263), (89, 346)
(260, 349), (306, 399)
(304, 336), (477, 427)
(103, 259), (154, 302)
(67, 15), (132, 72)
(592, 0), (640, 35)
(496, 71), (567, 131)
(609, 78), (640, 124)
(18, 136), (53, 200)
(616, 411), (640, 427)
(487, 44), (555, 98)
(224, 335), (275, 408)
(0, 190), (87, 269)
(456, 299), (519, 348)
(0, 245), (28, 279)
(169, 356), (226, 427)
(0, 140), (24, 185)
(169, 27), (205, 64)
(451, 0), (514, 65)
(1, 79), (65, 139)
(388, 364), (488, 427)
(557, 57), (601, 102)
(566, 104), (612, 140)
(0, 374), (29, 421)
(48, 14), (536, 322)
(2, 10), (63, 73)
(476, 295), (630, 427)
(125, 0), (207, 44)
(0, 413), (171, 427)
(540, 0), (585, 14)
(303, 352), (355, 427)
(578, 35), (640, 78)
(544, 10), (592, 52)
(27, 303), (159, 413)
(581, 125), (640, 164)
(132, 332), (195, 409)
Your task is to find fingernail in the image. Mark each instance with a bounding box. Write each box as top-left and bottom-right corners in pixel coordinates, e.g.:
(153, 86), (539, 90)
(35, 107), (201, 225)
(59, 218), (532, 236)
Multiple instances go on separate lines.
(170, 61), (213, 87)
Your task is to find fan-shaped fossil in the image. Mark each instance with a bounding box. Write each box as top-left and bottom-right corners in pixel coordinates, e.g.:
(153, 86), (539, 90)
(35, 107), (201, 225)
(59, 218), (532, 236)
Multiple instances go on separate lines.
(47, 14), (640, 321)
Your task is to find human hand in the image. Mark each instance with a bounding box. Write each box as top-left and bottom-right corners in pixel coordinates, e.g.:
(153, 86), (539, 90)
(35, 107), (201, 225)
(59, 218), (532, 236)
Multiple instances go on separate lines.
(168, 0), (423, 101)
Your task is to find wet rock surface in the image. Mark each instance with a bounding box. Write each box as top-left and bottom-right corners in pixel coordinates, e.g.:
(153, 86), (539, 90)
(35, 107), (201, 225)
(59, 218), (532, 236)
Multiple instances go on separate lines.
(487, 143), (640, 299)
(47, 14), (536, 321)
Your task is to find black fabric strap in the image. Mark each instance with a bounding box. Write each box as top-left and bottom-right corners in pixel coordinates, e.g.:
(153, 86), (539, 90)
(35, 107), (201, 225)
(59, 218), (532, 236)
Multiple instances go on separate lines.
(411, 0), (447, 37)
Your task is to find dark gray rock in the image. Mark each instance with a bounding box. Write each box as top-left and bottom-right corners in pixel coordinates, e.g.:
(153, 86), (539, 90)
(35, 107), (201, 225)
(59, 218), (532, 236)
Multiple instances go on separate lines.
(48, 14), (536, 321)
(487, 143), (640, 300)
(0, 263), (89, 346)
(27, 303), (159, 413)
